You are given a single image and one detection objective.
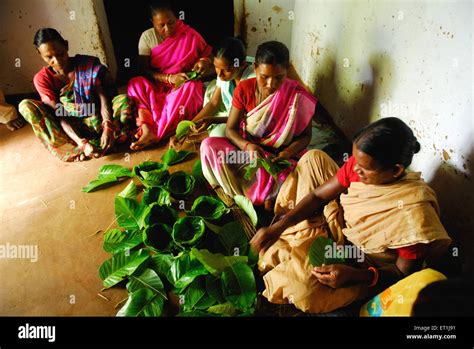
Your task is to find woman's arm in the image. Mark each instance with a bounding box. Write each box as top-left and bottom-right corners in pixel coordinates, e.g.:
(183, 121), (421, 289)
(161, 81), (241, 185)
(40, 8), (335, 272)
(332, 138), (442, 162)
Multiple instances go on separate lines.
(192, 86), (223, 123)
(192, 56), (214, 77)
(250, 175), (346, 252)
(96, 84), (114, 152)
(137, 55), (187, 86)
(273, 122), (312, 162)
(226, 106), (252, 150)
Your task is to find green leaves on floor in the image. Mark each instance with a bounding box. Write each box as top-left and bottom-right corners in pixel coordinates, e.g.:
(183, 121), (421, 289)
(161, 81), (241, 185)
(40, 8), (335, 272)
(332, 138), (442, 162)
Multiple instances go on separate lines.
(86, 151), (258, 317)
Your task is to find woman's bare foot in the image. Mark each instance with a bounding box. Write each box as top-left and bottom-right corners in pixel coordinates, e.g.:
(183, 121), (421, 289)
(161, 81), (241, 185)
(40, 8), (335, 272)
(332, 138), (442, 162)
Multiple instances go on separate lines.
(5, 118), (25, 131)
(77, 139), (100, 160)
(130, 124), (159, 151)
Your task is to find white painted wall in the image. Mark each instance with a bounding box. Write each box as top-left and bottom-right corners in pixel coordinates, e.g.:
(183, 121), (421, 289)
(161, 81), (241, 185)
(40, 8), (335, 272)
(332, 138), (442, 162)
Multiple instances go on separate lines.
(0, 0), (116, 95)
(234, 0), (295, 56)
(244, 0), (473, 269)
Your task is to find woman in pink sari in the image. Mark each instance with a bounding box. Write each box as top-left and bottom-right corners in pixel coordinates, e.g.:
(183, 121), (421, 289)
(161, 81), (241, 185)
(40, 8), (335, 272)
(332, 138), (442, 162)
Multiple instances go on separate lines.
(127, 1), (213, 150)
(200, 41), (316, 210)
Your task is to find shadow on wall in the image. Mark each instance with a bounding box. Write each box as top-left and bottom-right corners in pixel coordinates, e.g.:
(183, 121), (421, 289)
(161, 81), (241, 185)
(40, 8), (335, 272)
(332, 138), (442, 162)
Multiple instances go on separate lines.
(428, 144), (474, 276)
(309, 49), (395, 140)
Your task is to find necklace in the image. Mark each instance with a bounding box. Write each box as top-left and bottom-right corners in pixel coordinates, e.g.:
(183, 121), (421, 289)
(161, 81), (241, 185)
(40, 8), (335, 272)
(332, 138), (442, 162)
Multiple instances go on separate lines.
(255, 86), (269, 105)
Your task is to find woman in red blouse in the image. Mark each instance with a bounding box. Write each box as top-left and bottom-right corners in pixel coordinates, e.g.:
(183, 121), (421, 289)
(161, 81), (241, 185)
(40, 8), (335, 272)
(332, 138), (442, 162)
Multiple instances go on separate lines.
(250, 117), (452, 313)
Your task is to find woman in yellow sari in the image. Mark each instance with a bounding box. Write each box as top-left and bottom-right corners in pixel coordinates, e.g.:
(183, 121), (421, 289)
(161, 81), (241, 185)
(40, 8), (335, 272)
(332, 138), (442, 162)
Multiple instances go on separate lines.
(250, 117), (452, 313)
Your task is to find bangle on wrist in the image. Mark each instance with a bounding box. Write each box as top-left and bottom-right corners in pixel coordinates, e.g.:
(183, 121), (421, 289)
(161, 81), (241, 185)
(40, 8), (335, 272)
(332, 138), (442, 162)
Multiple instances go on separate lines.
(368, 267), (379, 287)
(198, 57), (211, 64)
(243, 141), (251, 151)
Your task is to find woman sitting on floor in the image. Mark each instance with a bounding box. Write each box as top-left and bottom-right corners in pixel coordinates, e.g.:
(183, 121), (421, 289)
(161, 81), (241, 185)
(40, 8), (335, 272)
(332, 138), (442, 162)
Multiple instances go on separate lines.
(170, 37), (255, 149)
(19, 28), (133, 162)
(200, 40), (316, 210)
(250, 117), (452, 313)
(127, 0), (213, 150)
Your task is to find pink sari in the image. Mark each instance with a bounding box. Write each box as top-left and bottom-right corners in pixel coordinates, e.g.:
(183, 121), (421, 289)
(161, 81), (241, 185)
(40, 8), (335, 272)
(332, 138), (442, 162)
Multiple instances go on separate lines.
(127, 20), (212, 140)
(200, 79), (316, 205)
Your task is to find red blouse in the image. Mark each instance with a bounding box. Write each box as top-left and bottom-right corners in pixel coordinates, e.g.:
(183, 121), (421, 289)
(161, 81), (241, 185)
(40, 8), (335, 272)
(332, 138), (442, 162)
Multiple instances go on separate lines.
(231, 78), (257, 112)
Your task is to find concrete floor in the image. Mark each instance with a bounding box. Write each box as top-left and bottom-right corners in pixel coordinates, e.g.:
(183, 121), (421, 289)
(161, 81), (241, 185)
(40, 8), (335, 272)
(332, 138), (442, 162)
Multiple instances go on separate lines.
(0, 123), (195, 315)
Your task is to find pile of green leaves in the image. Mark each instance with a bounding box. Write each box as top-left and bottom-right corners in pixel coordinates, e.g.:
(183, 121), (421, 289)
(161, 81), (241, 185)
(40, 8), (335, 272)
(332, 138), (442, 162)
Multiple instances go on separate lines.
(85, 148), (258, 316)
(244, 156), (291, 181)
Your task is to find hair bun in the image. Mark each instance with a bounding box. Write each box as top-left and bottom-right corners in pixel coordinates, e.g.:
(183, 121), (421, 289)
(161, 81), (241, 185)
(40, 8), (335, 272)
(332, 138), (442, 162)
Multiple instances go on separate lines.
(413, 140), (421, 154)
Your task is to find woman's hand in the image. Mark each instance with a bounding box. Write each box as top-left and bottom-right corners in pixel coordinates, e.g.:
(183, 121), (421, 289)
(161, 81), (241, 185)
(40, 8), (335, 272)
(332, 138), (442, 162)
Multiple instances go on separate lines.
(169, 73), (189, 86)
(272, 150), (292, 163)
(250, 226), (282, 253)
(192, 59), (211, 75)
(245, 143), (265, 163)
(193, 116), (215, 132)
(100, 128), (115, 154)
(311, 264), (360, 288)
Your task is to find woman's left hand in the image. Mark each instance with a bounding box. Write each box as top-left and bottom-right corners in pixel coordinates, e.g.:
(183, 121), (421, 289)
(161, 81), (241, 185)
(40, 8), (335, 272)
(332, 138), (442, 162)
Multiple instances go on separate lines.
(312, 264), (358, 288)
(192, 59), (211, 75)
(100, 128), (115, 154)
(272, 150), (292, 162)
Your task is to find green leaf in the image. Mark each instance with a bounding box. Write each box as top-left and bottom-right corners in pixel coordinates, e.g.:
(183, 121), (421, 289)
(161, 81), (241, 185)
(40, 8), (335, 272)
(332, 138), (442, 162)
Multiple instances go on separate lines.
(203, 221), (222, 234)
(103, 229), (143, 254)
(132, 161), (167, 179)
(161, 148), (194, 166)
(207, 303), (238, 316)
(177, 310), (220, 317)
(234, 195), (258, 227)
(126, 268), (167, 299)
(191, 248), (248, 277)
(182, 276), (216, 312)
(192, 159), (205, 183)
(221, 262), (257, 310)
(308, 236), (346, 267)
(142, 186), (171, 206)
(165, 171), (196, 199)
(175, 71), (202, 88)
(140, 168), (169, 188)
(99, 249), (150, 288)
(143, 223), (172, 252)
(243, 163), (259, 181)
(186, 71), (200, 80)
(176, 120), (195, 140)
(117, 180), (138, 199)
(115, 196), (146, 231)
(205, 274), (225, 303)
(188, 195), (229, 220)
(116, 288), (164, 317)
(169, 252), (208, 290)
(150, 253), (174, 282)
(244, 157), (291, 181)
(172, 217), (206, 248)
(247, 246), (259, 269)
(142, 203), (178, 227)
(218, 221), (249, 256)
(82, 174), (120, 193)
(98, 164), (133, 178)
